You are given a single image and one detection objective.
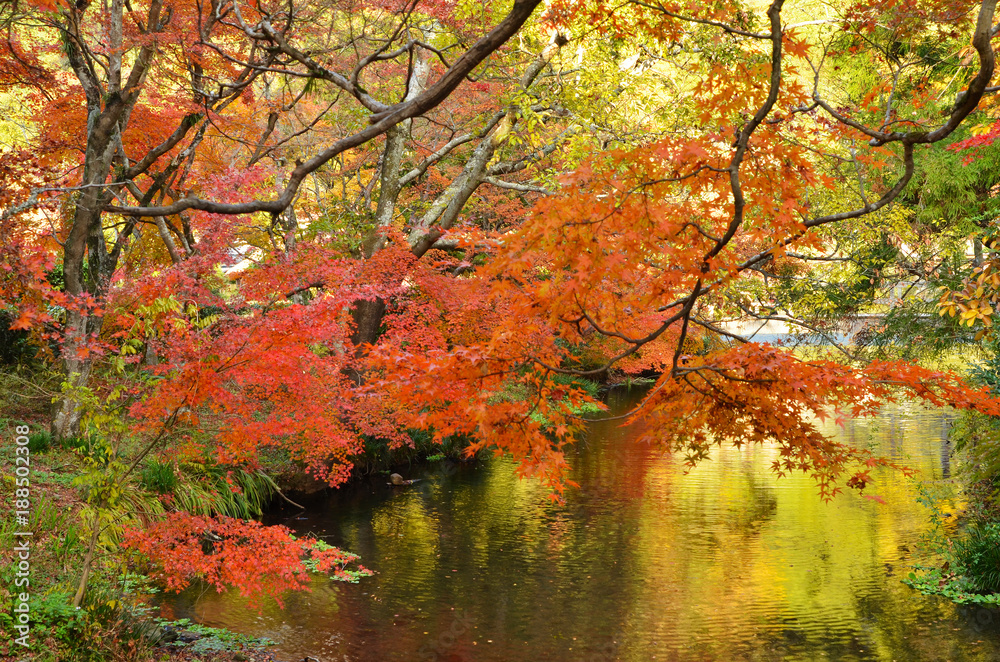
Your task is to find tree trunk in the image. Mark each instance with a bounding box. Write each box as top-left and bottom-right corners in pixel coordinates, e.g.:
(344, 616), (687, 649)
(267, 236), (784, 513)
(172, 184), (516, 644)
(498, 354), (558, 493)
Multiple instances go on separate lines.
(346, 298), (387, 383)
(51, 142), (114, 439)
(51, 314), (94, 440)
(50, 0), (158, 438)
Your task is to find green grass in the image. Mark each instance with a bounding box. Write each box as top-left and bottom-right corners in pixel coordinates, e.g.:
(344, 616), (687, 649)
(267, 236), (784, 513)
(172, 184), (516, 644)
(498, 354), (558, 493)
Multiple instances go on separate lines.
(140, 459), (179, 494)
(29, 497), (68, 531)
(168, 465), (278, 518)
(28, 430), (53, 452)
(954, 522), (1000, 593)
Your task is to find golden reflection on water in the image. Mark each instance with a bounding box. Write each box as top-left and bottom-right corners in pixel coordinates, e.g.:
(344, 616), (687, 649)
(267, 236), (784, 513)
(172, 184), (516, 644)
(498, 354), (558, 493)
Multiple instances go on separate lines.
(163, 392), (1000, 661)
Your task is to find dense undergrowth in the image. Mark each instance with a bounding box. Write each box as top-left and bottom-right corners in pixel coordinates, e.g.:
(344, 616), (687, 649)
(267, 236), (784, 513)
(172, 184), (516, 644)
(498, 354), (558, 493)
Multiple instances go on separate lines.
(0, 414), (284, 659)
(904, 339), (1000, 606)
(0, 358), (334, 660)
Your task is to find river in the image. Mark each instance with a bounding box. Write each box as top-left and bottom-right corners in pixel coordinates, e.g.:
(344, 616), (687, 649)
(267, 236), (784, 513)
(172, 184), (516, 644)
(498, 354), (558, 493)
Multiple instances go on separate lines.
(160, 388), (1000, 661)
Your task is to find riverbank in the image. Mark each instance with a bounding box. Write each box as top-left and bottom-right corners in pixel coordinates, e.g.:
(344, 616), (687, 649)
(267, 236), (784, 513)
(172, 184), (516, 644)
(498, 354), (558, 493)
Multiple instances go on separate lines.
(0, 364), (333, 661)
(0, 430), (320, 662)
(0, 645), (279, 662)
(0, 361), (604, 661)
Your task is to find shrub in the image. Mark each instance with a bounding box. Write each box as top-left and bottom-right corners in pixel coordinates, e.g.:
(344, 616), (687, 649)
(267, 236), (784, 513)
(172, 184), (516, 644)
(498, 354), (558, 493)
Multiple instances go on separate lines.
(0, 587), (158, 662)
(27, 429), (52, 453)
(955, 522), (1000, 594)
(140, 459), (178, 494)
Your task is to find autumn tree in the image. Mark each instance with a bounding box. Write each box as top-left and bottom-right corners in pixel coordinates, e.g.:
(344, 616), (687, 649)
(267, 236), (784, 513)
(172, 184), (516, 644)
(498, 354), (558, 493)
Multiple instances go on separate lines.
(7, 0), (1000, 602)
(0, 0), (557, 604)
(356, 0), (1000, 496)
(0, 0), (548, 439)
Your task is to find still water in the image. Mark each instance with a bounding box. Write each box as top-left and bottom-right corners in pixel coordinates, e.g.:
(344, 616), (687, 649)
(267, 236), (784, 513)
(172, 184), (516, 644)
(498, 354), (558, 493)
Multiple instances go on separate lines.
(162, 388), (1000, 661)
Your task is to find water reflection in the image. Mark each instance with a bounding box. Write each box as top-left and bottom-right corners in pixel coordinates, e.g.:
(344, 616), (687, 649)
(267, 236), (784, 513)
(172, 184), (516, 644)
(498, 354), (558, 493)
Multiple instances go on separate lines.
(161, 390), (1000, 661)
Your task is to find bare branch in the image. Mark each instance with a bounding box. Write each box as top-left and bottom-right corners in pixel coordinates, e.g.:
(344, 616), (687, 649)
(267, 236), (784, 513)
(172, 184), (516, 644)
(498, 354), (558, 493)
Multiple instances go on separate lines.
(109, 0), (546, 219)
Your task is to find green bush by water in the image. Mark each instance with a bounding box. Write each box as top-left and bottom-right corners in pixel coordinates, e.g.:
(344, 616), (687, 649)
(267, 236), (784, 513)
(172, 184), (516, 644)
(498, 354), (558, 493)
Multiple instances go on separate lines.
(905, 484), (1000, 605)
(954, 522), (1000, 593)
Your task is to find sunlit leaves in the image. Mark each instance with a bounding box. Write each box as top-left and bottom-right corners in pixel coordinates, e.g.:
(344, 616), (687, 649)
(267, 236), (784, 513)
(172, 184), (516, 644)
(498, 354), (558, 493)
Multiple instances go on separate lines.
(939, 259), (1000, 339)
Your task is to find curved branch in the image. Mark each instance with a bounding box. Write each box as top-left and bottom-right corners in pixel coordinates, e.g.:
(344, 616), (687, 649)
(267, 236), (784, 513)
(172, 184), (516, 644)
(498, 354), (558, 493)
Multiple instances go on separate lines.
(110, 0), (545, 218)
